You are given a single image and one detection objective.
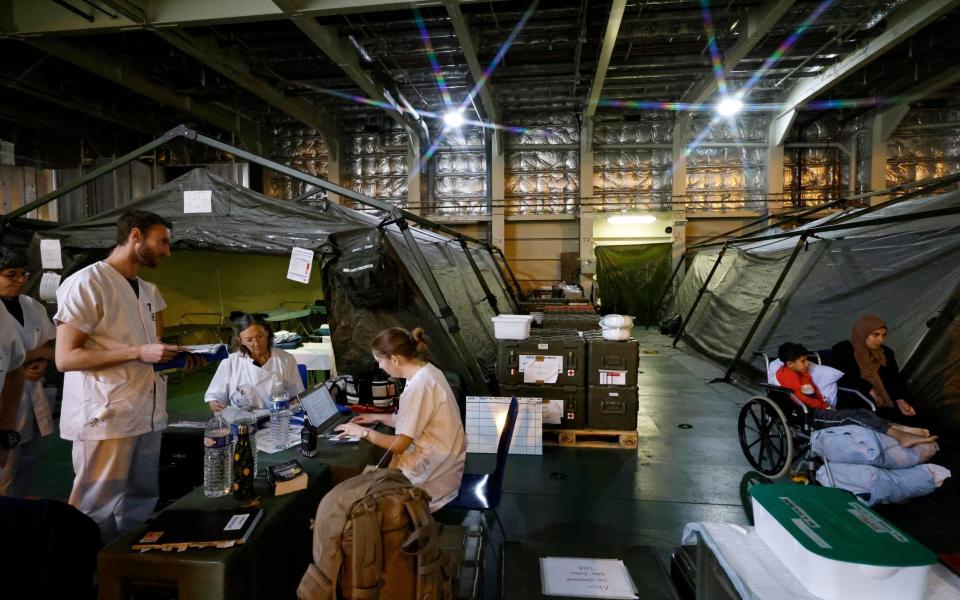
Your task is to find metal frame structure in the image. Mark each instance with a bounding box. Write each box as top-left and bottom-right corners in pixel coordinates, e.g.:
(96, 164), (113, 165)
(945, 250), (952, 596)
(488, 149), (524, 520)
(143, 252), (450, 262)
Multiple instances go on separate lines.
(0, 124), (518, 394)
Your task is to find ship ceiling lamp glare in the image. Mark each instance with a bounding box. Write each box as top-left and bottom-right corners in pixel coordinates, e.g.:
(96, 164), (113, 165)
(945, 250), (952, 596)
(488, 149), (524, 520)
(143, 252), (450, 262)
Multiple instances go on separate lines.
(443, 110), (465, 128)
(717, 96), (743, 117)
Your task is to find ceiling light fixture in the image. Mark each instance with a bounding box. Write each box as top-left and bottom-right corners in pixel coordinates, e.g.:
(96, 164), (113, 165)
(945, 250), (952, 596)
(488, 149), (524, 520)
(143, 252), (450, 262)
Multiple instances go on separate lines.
(717, 96), (744, 117)
(443, 110), (465, 128)
(608, 214), (656, 225)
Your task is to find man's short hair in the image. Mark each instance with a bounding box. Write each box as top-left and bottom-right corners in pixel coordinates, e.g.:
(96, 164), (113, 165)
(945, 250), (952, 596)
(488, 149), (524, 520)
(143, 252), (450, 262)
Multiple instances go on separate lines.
(777, 342), (809, 364)
(116, 210), (173, 245)
(0, 246), (29, 270)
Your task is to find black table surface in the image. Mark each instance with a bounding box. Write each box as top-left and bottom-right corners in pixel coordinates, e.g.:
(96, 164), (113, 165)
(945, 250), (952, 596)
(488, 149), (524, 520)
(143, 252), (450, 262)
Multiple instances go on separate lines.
(500, 542), (680, 600)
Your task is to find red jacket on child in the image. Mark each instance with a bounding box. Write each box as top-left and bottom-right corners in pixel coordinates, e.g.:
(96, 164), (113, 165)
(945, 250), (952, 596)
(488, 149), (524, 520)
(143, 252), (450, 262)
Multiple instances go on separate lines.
(775, 366), (830, 410)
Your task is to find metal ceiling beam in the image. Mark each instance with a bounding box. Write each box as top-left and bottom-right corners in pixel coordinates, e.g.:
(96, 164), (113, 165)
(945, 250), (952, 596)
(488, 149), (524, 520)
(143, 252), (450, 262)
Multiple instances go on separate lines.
(268, 1), (420, 145)
(682, 0), (796, 105)
(583, 0), (627, 151)
(769, 0), (959, 146)
(154, 28), (339, 159)
(442, 0), (503, 154)
(6, 0), (502, 34)
(24, 38), (264, 150)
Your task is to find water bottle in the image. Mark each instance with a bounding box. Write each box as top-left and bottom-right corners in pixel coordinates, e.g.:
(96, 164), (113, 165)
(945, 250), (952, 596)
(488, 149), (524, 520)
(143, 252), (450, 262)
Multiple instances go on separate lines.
(203, 415), (232, 497)
(232, 423), (255, 500)
(270, 382), (291, 452)
(300, 416), (318, 458)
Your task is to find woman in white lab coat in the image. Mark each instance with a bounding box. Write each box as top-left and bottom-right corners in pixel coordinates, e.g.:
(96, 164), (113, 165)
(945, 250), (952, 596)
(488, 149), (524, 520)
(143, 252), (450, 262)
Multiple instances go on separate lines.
(0, 246), (57, 496)
(204, 314), (305, 413)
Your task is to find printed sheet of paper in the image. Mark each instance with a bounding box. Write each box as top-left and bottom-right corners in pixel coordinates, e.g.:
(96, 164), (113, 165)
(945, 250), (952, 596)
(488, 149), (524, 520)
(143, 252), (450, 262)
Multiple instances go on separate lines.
(286, 247), (314, 284)
(540, 557), (638, 599)
(39, 239), (62, 269)
(519, 354), (562, 384)
(39, 272), (61, 302)
(183, 190), (213, 213)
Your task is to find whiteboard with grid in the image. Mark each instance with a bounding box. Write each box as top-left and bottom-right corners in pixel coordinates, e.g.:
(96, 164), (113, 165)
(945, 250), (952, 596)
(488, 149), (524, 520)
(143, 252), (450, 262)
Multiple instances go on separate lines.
(465, 396), (542, 455)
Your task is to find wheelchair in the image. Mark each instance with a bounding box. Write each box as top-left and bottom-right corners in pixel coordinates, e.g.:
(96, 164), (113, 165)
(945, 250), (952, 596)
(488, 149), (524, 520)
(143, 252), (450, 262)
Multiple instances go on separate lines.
(737, 350), (876, 480)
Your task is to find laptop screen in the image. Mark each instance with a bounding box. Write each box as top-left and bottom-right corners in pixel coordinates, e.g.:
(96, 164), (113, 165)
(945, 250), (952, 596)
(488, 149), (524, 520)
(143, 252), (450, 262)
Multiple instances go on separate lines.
(300, 385), (340, 428)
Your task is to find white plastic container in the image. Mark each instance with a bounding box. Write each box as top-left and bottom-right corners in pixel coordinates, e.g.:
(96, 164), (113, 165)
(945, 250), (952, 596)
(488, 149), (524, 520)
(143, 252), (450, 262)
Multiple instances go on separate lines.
(600, 314), (634, 329)
(751, 484), (934, 600)
(492, 314), (533, 340)
(601, 328), (631, 341)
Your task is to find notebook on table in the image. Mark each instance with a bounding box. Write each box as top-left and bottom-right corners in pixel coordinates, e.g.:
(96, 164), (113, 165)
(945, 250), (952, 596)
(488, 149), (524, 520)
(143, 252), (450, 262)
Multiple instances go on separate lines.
(131, 507), (264, 552)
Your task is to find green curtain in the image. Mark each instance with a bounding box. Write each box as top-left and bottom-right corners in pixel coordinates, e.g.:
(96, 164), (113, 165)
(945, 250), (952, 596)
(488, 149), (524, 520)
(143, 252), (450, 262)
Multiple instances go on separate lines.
(595, 243), (671, 323)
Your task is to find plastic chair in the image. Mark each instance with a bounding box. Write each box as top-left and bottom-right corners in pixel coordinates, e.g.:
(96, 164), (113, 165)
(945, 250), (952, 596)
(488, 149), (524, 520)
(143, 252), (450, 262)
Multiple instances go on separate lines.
(446, 396), (519, 542)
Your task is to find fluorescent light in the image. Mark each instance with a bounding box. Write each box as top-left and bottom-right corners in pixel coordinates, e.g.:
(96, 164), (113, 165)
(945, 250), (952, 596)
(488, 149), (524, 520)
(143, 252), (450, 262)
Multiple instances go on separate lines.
(443, 110), (464, 128)
(717, 96), (743, 117)
(608, 214), (656, 225)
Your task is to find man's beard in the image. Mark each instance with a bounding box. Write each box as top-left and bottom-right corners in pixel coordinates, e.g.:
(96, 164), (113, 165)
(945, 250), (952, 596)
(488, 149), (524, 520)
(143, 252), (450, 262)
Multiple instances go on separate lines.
(135, 244), (160, 268)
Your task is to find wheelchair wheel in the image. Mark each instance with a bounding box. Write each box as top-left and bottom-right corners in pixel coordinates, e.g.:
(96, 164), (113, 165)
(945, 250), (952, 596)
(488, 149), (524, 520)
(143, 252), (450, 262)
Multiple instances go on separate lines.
(738, 396), (794, 479)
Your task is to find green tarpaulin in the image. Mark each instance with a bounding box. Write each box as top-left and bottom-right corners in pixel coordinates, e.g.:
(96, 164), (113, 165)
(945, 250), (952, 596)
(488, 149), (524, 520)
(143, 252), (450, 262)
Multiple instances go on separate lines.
(595, 243), (671, 323)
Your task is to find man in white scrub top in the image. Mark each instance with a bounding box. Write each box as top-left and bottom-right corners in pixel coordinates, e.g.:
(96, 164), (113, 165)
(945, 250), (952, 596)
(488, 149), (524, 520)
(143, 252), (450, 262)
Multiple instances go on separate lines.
(0, 309), (26, 472)
(55, 210), (180, 541)
(0, 247), (57, 496)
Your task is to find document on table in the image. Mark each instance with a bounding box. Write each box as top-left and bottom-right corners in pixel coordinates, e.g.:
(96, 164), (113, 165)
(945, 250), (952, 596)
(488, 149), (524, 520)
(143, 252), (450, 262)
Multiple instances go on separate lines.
(39, 239), (63, 269)
(39, 272), (61, 302)
(540, 557), (638, 599)
(286, 247), (314, 284)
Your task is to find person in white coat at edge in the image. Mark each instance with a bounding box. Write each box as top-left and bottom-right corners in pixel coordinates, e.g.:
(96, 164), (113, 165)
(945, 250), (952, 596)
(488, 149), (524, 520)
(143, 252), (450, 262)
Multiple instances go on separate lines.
(203, 313), (305, 416)
(335, 327), (466, 512)
(54, 210), (182, 542)
(0, 308), (26, 474)
(0, 247), (57, 496)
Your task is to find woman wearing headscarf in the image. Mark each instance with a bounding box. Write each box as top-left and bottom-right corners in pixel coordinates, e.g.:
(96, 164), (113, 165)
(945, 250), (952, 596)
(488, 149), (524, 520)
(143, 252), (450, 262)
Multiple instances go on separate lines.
(830, 315), (916, 418)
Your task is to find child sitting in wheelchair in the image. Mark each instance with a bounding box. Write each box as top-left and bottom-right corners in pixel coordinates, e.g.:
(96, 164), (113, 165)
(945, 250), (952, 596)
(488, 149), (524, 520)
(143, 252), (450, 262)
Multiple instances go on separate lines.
(775, 342), (936, 448)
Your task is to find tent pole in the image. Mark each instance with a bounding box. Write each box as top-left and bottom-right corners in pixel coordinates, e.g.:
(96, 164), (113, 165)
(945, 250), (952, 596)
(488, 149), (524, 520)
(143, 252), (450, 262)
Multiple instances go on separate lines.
(492, 246), (524, 304)
(691, 196), (847, 249)
(185, 128), (492, 248)
(650, 250), (685, 327)
(695, 171), (960, 250)
(715, 233), (811, 383)
(458, 235), (501, 315)
(673, 242), (729, 348)
(392, 216), (489, 393)
(0, 126), (184, 238)
(487, 246), (521, 312)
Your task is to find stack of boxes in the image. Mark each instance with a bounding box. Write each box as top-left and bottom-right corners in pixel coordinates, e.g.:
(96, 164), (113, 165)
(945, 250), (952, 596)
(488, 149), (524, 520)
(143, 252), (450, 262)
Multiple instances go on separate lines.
(495, 312), (639, 432)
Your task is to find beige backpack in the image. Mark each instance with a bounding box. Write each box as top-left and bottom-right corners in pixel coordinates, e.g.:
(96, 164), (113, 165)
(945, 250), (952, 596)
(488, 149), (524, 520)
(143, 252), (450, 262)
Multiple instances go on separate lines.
(297, 468), (454, 600)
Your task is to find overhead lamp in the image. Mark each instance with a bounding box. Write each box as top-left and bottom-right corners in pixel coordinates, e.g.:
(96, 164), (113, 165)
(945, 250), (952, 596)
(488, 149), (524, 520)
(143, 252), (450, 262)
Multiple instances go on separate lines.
(442, 110), (465, 128)
(607, 214), (656, 225)
(716, 96), (743, 117)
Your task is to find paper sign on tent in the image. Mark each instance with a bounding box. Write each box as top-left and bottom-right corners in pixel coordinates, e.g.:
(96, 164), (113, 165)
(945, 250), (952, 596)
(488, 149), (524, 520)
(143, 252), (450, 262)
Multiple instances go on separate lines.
(286, 247), (314, 284)
(39, 239), (62, 269)
(183, 190), (213, 214)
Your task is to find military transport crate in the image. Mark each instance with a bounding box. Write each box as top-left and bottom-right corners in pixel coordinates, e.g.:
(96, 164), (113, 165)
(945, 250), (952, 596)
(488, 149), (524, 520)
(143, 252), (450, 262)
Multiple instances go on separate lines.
(501, 384), (586, 429)
(587, 385), (639, 430)
(583, 334), (639, 387)
(496, 336), (586, 387)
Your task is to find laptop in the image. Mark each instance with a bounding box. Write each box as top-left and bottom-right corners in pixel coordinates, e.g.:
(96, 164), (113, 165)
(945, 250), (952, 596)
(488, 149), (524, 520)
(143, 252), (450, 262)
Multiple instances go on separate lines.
(300, 384), (353, 435)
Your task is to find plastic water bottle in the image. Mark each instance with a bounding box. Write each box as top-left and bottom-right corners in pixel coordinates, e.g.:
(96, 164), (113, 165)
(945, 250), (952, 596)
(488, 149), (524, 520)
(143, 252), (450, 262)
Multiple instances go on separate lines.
(203, 415), (233, 497)
(270, 382), (291, 451)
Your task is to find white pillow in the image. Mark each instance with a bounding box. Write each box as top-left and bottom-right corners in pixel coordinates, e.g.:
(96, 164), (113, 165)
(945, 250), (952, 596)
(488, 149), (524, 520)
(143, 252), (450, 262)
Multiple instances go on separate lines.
(765, 358), (844, 407)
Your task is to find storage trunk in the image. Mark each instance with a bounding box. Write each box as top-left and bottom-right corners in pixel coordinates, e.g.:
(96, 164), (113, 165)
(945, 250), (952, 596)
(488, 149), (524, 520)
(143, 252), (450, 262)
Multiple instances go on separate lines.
(540, 314), (601, 331)
(587, 385), (639, 430)
(585, 335), (639, 387)
(496, 336), (586, 386)
(501, 384), (586, 429)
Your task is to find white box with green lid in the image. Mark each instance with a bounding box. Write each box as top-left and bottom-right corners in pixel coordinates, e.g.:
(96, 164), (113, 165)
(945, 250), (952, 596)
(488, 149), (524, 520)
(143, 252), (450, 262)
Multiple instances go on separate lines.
(750, 483), (935, 600)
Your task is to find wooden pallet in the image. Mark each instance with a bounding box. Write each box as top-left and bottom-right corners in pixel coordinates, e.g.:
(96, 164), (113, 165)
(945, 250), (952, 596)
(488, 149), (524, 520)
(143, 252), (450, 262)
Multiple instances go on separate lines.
(543, 428), (638, 449)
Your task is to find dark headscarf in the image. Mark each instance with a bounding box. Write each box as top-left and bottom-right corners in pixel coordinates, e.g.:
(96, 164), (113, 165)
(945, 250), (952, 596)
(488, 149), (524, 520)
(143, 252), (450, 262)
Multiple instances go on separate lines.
(850, 315), (892, 407)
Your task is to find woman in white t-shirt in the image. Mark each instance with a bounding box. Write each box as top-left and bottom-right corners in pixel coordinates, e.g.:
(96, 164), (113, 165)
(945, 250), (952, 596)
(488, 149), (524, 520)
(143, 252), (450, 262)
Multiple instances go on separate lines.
(336, 327), (466, 511)
(204, 314), (305, 413)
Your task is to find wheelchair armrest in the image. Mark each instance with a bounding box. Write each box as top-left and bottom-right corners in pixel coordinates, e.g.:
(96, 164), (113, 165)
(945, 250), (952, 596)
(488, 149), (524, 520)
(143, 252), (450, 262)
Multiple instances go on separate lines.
(837, 386), (876, 411)
(759, 383), (810, 414)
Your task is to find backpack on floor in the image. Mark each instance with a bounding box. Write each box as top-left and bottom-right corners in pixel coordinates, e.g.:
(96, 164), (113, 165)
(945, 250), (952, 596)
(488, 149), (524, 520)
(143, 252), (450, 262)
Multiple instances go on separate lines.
(297, 468), (454, 600)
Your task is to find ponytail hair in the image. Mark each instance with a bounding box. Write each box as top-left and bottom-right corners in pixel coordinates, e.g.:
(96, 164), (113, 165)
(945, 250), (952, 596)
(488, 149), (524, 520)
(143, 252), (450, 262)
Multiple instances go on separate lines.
(371, 327), (428, 360)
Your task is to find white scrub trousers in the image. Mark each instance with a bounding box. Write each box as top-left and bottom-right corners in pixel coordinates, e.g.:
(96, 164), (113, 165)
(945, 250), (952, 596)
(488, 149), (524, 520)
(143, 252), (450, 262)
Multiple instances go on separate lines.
(68, 430), (162, 542)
